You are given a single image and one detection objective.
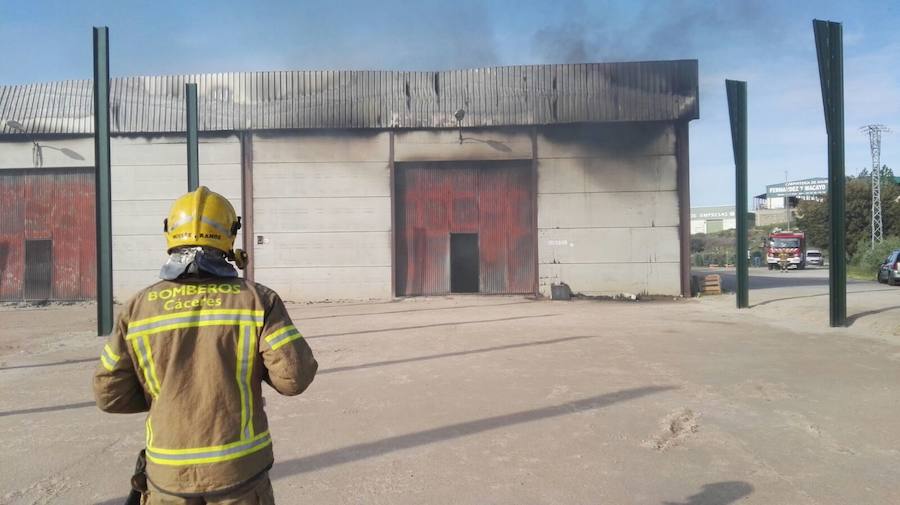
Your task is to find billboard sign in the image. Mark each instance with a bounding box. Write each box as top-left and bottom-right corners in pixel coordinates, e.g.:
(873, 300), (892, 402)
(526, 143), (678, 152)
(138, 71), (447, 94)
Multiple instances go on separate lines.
(766, 178), (828, 199)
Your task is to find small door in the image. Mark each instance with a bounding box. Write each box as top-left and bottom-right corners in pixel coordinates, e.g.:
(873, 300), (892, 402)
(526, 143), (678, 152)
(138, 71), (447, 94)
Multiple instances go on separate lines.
(450, 233), (479, 293)
(24, 239), (52, 301)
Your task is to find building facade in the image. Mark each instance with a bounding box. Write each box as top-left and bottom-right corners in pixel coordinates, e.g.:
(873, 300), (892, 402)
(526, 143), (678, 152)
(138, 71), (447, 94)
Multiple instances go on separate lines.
(0, 61), (699, 302)
(753, 177), (827, 227)
(690, 205), (737, 234)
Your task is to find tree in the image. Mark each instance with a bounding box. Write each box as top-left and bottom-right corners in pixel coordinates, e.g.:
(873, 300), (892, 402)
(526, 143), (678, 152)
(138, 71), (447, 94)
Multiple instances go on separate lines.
(795, 198), (828, 250)
(844, 177), (872, 257)
(881, 166), (900, 238)
(690, 234), (707, 254)
(794, 171), (900, 260)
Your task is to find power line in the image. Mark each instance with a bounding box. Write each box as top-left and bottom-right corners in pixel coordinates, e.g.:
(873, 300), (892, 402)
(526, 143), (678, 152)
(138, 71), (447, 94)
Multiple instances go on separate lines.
(860, 124), (890, 247)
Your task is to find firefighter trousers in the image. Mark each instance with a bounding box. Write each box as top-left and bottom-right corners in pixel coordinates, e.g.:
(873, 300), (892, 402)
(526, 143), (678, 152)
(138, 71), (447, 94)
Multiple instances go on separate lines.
(142, 475), (275, 505)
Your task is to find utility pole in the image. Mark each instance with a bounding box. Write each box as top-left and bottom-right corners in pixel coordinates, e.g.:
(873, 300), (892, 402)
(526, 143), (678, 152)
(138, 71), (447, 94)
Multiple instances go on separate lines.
(726, 79), (749, 309)
(93, 26), (114, 336)
(860, 124), (890, 247)
(186, 83), (199, 191)
(814, 19), (846, 327)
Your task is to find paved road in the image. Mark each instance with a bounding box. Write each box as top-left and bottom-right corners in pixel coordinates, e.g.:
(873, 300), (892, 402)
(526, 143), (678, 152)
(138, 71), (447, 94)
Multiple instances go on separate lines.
(694, 266), (876, 292)
(694, 266), (900, 341)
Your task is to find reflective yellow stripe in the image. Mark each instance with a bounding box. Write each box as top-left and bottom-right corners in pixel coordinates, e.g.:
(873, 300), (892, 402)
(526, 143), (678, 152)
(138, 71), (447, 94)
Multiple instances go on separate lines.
(245, 326), (256, 438)
(143, 336), (162, 396)
(270, 332), (303, 351)
(100, 344), (121, 371)
(236, 325), (250, 440)
(100, 353), (115, 372)
(130, 309), (264, 328)
(127, 310), (264, 339)
(263, 325), (295, 343)
(104, 344), (120, 361)
(264, 325), (303, 351)
(132, 337), (160, 398)
(146, 431), (272, 466)
(146, 417), (154, 447)
(149, 430), (270, 455)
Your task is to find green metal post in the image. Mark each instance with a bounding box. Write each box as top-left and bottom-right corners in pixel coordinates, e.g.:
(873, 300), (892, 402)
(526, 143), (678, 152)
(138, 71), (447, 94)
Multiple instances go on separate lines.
(186, 83), (199, 191)
(93, 27), (114, 336)
(814, 19), (846, 327)
(726, 80), (749, 309)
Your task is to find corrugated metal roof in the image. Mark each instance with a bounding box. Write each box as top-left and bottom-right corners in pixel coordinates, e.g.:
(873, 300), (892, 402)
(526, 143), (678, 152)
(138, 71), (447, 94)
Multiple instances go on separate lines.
(0, 61), (698, 136)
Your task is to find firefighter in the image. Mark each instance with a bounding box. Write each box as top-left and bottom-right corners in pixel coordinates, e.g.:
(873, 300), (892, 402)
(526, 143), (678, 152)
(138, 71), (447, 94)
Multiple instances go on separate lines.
(93, 186), (317, 504)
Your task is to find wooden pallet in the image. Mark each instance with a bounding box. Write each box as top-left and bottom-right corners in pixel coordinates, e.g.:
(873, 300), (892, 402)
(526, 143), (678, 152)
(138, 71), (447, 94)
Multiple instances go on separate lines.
(702, 274), (722, 295)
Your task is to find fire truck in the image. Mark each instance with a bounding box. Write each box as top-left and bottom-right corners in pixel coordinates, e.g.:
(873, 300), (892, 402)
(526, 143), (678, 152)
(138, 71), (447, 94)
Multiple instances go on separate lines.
(766, 230), (806, 270)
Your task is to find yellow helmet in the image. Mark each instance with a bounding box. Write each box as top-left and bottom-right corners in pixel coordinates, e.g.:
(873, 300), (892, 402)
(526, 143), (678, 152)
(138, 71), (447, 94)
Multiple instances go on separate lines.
(164, 186), (241, 254)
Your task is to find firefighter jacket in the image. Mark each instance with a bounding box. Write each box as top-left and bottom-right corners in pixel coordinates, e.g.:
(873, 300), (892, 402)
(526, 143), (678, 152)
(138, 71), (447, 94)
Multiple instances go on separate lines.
(93, 276), (317, 495)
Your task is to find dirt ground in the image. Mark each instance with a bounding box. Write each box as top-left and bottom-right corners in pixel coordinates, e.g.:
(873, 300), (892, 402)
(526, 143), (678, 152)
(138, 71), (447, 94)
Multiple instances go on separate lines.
(1, 277), (899, 504)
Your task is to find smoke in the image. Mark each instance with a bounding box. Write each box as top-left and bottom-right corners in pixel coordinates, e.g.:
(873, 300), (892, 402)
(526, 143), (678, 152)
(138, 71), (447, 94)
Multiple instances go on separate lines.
(282, 0), (502, 71)
(532, 0), (787, 63)
(533, 22), (592, 63)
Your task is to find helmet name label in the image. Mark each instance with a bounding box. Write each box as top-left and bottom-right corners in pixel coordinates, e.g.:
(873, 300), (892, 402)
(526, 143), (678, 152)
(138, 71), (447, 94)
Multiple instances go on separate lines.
(171, 232), (224, 241)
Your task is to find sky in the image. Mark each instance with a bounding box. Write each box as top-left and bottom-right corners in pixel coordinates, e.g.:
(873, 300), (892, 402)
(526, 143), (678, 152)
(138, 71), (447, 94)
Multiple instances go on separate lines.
(1, 0), (898, 207)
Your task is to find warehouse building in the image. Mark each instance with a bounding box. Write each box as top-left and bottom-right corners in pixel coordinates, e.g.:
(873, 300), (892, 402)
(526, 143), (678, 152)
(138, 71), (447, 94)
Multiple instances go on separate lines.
(0, 61), (699, 302)
(690, 205), (737, 234)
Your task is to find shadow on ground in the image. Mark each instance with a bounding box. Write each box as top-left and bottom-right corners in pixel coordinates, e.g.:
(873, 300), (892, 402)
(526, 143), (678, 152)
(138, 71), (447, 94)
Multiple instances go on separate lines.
(94, 497), (127, 505)
(302, 300), (534, 320)
(0, 400), (95, 418)
(306, 313), (559, 340)
(319, 335), (597, 375)
(0, 357), (96, 371)
(662, 481), (753, 505)
(271, 385), (676, 479)
(846, 305), (900, 326)
(751, 288), (894, 308)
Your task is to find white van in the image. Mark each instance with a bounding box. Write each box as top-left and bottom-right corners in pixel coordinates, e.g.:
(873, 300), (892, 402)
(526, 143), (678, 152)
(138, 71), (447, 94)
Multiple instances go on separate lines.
(806, 249), (824, 266)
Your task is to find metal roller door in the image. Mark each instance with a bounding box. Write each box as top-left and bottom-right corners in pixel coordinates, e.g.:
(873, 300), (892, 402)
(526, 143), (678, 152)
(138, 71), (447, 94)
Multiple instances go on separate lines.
(394, 160), (535, 296)
(0, 168), (96, 301)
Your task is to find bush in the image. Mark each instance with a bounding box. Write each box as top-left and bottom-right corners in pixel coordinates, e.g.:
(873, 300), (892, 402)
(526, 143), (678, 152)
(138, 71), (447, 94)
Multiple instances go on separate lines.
(691, 251), (736, 266)
(850, 236), (900, 276)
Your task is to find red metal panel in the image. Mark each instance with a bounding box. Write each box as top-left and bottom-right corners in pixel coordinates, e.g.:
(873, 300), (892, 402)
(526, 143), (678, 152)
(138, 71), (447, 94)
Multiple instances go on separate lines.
(0, 168), (95, 301)
(52, 170), (78, 299)
(449, 167), (477, 233)
(395, 161), (535, 296)
(477, 166), (509, 293)
(504, 165), (537, 293)
(76, 170), (97, 299)
(0, 173), (25, 300)
(396, 164), (450, 296)
(423, 166), (451, 294)
(25, 172), (53, 240)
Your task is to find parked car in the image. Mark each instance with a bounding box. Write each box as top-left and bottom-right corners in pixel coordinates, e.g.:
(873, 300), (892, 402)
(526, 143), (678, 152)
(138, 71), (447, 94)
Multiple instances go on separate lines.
(806, 249), (824, 266)
(877, 250), (900, 286)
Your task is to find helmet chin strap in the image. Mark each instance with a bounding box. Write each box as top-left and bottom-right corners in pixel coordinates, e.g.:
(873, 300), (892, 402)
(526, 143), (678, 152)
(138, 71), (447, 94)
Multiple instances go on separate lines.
(227, 249), (248, 270)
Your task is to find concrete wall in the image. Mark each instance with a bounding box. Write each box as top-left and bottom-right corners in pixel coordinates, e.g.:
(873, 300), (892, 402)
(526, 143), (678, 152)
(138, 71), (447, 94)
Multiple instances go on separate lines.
(0, 137), (94, 171)
(393, 129), (532, 162)
(756, 208), (792, 227)
(536, 123), (681, 296)
(0, 134), (242, 302)
(250, 130), (392, 301)
(110, 135), (242, 298)
(1, 122), (685, 301)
